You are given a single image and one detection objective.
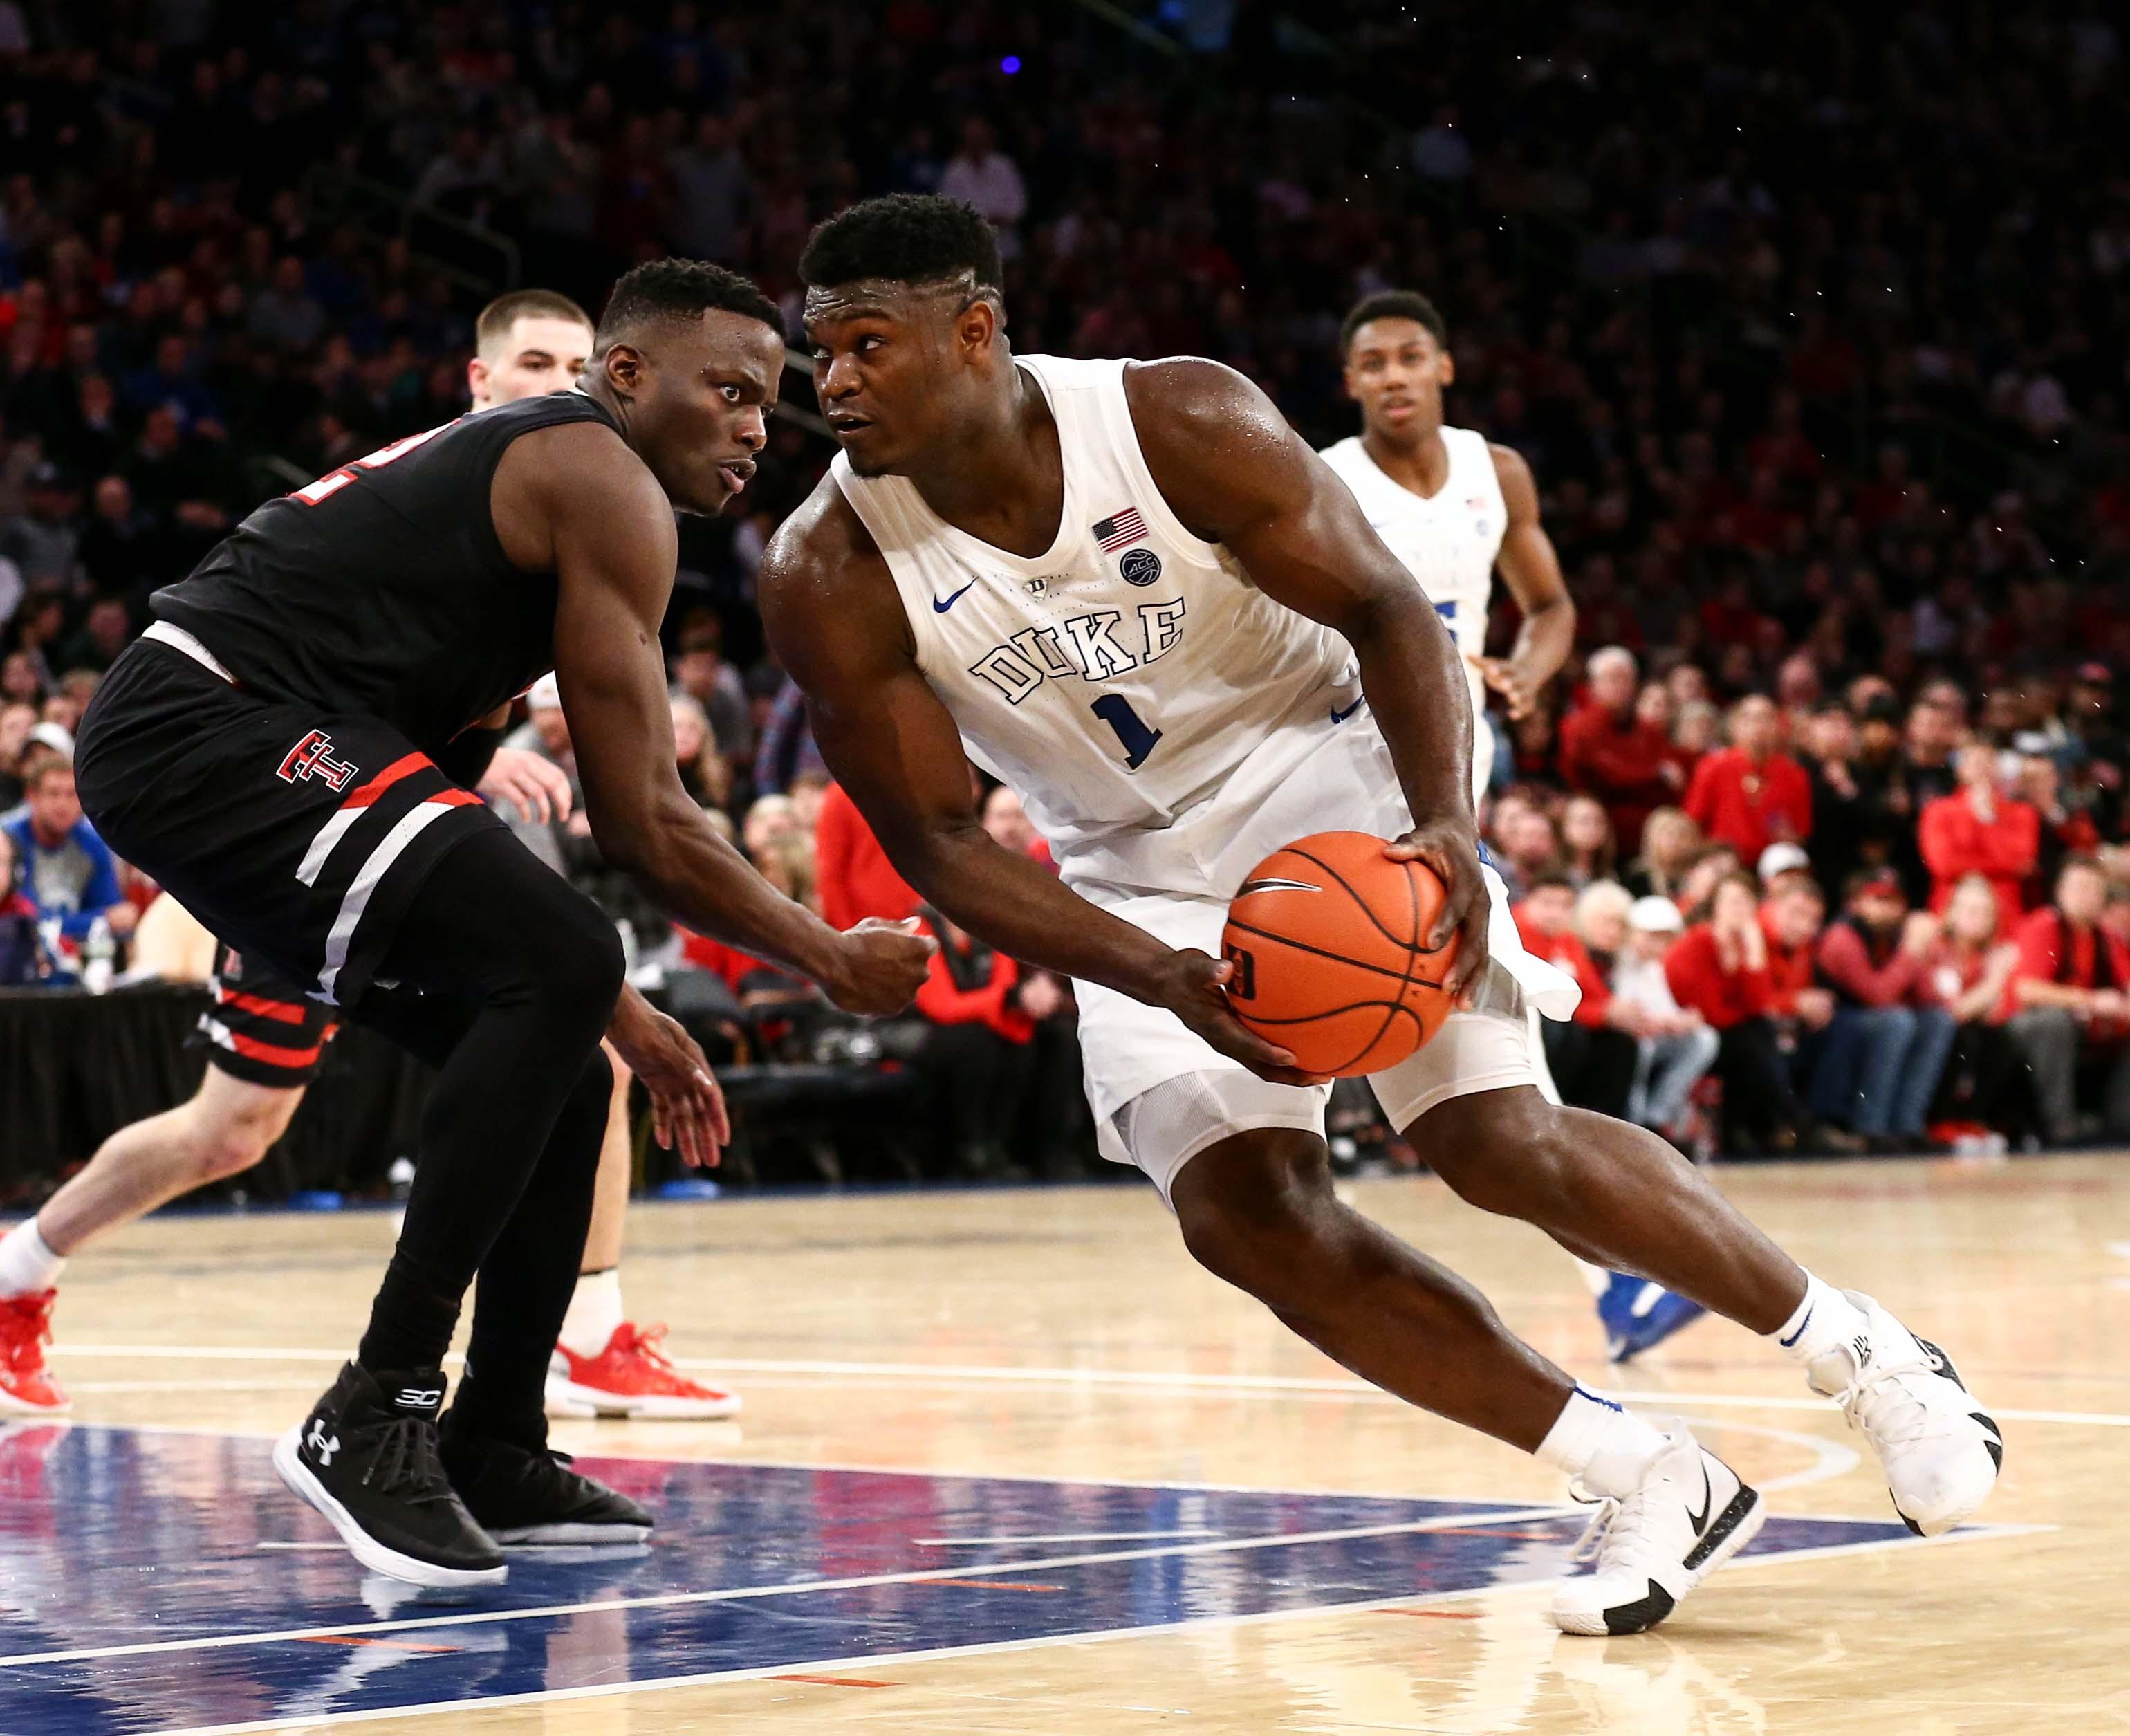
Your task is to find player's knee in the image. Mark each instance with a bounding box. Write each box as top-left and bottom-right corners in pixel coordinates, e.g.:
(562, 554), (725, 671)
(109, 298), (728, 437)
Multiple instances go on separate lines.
(1423, 1089), (1575, 1220)
(191, 1114), (279, 1181)
(1173, 1138), (1334, 1298)
(532, 896), (627, 1017)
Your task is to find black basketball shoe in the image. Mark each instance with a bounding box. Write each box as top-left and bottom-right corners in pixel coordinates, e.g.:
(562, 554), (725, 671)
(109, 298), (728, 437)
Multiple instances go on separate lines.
(441, 1430), (655, 1546)
(272, 1363), (507, 1587)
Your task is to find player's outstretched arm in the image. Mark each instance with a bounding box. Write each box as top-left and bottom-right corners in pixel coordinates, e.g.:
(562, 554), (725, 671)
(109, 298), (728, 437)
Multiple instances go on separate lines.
(759, 482), (1322, 1087)
(497, 422), (933, 1016)
(1124, 358), (1492, 1000)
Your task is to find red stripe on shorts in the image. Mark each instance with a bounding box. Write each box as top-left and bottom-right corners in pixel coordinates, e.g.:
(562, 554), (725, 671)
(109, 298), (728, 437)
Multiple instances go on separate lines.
(337, 752), (431, 811)
(215, 987), (309, 1026)
(228, 1030), (324, 1069)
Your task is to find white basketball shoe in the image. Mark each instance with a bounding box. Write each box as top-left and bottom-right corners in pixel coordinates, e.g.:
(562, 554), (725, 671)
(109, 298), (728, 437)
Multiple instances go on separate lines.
(1806, 1291), (2003, 1536)
(1551, 1428), (1766, 1636)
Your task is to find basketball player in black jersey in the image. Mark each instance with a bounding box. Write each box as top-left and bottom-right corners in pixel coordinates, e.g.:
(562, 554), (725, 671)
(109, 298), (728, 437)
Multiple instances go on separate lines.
(74, 260), (936, 1587)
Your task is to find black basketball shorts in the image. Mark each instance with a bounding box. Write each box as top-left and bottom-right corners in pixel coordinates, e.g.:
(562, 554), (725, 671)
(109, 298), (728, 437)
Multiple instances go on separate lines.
(76, 628), (507, 1014)
(198, 940), (339, 1089)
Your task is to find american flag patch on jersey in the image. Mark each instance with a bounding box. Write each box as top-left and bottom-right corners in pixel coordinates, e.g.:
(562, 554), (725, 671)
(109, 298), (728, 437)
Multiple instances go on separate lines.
(1093, 508), (1149, 552)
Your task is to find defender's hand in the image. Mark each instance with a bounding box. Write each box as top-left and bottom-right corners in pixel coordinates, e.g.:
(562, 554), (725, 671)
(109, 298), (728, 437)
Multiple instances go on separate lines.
(824, 916), (937, 1015)
(1474, 654), (1541, 721)
(606, 995), (729, 1169)
(1385, 821), (1492, 1006)
(479, 748), (573, 826)
(1150, 949), (1330, 1089)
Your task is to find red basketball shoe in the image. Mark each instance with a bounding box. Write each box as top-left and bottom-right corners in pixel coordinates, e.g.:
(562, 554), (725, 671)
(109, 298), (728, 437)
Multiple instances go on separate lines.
(545, 1323), (741, 1421)
(0, 1290), (71, 1416)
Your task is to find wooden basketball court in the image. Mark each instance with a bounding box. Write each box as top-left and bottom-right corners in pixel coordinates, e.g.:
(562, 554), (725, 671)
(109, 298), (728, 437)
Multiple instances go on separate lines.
(4, 1152), (2120, 1733)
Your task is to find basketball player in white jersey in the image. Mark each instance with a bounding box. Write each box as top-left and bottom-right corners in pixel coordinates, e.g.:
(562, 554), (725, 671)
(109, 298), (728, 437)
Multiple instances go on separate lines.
(1319, 291), (1705, 1365)
(761, 196), (2000, 1637)
(0, 290), (737, 1426)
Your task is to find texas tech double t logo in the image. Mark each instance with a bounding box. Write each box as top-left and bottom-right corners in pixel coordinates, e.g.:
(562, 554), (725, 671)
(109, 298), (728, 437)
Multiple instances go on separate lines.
(276, 730), (358, 793)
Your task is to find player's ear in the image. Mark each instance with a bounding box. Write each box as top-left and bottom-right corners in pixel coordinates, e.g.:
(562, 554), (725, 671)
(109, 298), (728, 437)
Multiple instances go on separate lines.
(602, 344), (642, 397)
(466, 358), (488, 400)
(1438, 348), (1456, 387)
(956, 297), (998, 357)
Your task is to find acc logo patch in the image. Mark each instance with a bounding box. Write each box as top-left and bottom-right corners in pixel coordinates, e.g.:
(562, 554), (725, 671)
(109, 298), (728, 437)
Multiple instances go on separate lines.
(1119, 548), (1163, 587)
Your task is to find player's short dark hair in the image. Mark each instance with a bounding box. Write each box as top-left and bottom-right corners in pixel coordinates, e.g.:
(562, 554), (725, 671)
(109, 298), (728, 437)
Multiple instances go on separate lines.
(798, 194), (1004, 298)
(475, 289), (593, 354)
(1339, 290), (1448, 357)
(595, 259), (782, 350)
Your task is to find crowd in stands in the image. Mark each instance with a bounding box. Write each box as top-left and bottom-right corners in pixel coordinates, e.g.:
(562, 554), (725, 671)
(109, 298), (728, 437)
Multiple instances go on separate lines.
(3, 1), (2129, 1176)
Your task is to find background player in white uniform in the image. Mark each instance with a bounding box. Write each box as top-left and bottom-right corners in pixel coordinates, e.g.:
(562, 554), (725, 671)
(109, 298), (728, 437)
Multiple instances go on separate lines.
(758, 196), (2001, 1638)
(1321, 290), (1705, 1365)
(0, 291), (737, 1425)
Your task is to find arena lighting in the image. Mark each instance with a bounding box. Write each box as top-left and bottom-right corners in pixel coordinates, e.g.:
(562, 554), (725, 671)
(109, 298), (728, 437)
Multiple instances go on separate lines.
(1001, 55), (1022, 73)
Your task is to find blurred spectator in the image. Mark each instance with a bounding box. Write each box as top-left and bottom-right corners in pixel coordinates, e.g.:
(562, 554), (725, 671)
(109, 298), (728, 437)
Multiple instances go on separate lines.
(0, 823), (57, 985)
(1665, 873), (1820, 1154)
(980, 783), (1053, 867)
(1557, 795), (1618, 891)
(814, 779), (918, 930)
(2003, 858), (2130, 1144)
(670, 694), (729, 809)
(1796, 701), (1871, 898)
(1, 465), (80, 587)
(669, 615), (752, 774)
(1922, 874), (2029, 1142)
(1612, 894), (1719, 1138)
(2017, 752), (2101, 904)
(500, 674), (576, 876)
(936, 118), (1026, 255)
(1674, 842), (1743, 922)
(1557, 647), (1678, 851)
(1513, 874), (1639, 1120)
(0, 699), (35, 808)
(1813, 869), (1957, 1150)
(1919, 744), (2039, 934)
(1685, 694), (1811, 862)
(752, 673), (825, 797)
(0, 750), (136, 945)
(1620, 806), (1702, 903)
(1491, 797), (1559, 901)
(909, 905), (1080, 1180)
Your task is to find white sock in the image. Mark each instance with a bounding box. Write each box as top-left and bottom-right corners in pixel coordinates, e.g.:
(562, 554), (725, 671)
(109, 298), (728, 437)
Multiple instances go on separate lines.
(1535, 1384), (1671, 1499)
(0, 1218), (65, 1298)
(557, 1266), (625, 1358)
(1766, 1271), (1870, 1368)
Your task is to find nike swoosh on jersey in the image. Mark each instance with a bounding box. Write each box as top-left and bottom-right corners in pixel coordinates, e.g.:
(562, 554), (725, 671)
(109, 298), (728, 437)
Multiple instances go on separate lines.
(1330, 696), (1366, 723)
(932, 580), (978, 613)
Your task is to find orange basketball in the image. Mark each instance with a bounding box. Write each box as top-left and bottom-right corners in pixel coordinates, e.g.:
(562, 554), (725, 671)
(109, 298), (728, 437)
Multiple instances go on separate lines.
(1220, 831), (1459, 1078)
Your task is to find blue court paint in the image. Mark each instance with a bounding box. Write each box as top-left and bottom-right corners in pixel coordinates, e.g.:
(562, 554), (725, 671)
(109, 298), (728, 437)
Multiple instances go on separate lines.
(0, 1423), (2002, 1733)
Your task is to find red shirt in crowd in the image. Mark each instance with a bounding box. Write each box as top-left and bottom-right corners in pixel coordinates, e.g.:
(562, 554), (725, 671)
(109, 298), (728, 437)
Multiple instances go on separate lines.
(912, 916), (1033, 1043)
(1916, 789), (2038, 935)
(1758, 907), (1818, 1019)
(1555, 701), (1680, 853)
(1663, 924), (1774, 1028)
(2000, 907), (2130, 1028)
(813, 781), (918, 931)
(1817, 919), (1927, 1008)
(678, 930), (768, 992)
(1683, 748), (1813, 862)
(1511, 906), (1613, 1028)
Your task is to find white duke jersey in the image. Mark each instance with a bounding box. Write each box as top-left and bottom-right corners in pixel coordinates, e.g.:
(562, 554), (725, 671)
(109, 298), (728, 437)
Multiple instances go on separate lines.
(1319, 427), (1506, 802)
(831, 353), (1362, 894)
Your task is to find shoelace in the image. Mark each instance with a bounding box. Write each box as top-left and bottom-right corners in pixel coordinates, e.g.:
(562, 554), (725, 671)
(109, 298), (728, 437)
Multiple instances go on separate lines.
(615, 1322), (678, 1369)
(1566, 1481), (1663, 1577)
(362, 1415), (454, 1503)
(1826, 1342), (1937, 1452)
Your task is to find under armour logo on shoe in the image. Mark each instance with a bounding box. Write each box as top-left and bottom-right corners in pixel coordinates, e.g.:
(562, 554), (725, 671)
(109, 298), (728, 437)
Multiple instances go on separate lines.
(1851, 1334), (1872, 1367)
(306, 1419), (340, 1466)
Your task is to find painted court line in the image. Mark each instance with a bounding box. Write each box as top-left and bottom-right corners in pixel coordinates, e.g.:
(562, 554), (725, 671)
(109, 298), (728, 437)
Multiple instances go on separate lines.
(135, 1522), (2041, 1736)
(915, 1530), (1221, 1546)
(53, 1341), (2130, 1428)
(0, 1505), (1575, 1670)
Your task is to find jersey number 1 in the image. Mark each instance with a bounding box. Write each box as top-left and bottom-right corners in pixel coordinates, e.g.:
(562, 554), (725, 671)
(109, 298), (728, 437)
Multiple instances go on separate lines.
(1089, 695), (1163, 770)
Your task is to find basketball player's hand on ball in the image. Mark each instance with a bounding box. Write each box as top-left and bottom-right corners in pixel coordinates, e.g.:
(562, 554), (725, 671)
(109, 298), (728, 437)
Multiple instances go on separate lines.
(1157, 950), (1331, 1087)
(825, 916), (938, 1015)
(1384, 822), (1492, 1006)
(606, 988), (730, 1169)
(477, 747), (574, 825)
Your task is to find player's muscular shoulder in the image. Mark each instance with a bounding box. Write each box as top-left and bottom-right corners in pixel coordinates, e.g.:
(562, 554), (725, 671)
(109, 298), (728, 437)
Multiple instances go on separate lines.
(1122, 357), (1310, 542)
(490, 420), (671, 575)
(1488, 441), (1539, 519)
(759, 476), (913, 682)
